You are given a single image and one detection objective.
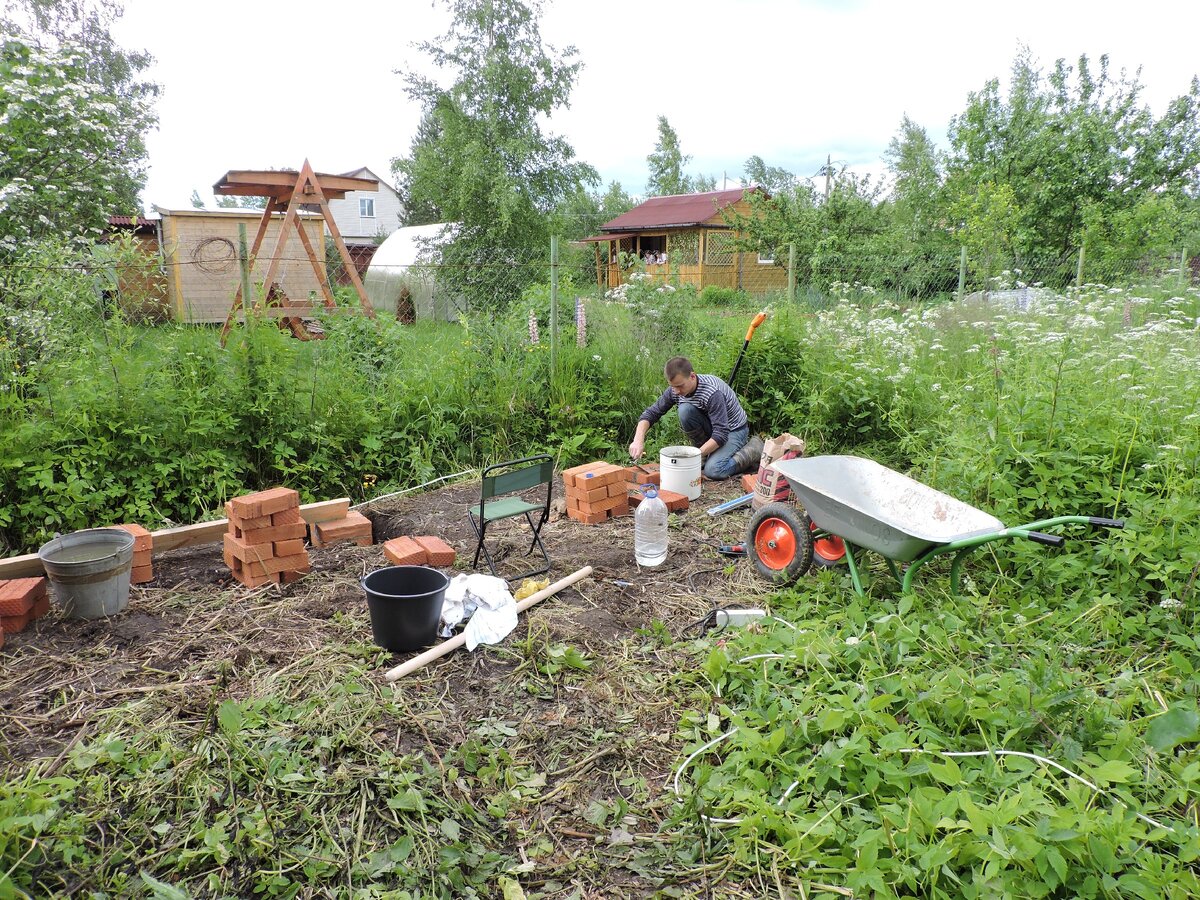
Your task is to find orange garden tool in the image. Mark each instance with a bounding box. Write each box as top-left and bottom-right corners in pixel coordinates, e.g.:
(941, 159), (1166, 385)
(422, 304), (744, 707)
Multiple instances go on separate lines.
(728, 311), (768, 386)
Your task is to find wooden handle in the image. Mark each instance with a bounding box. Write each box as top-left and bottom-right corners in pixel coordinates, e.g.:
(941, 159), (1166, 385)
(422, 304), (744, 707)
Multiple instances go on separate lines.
(382, 566), (594, 683)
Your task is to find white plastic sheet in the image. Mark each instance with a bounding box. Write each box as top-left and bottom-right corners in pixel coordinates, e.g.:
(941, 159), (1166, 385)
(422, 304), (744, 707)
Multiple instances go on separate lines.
(439, 573), (518, 651)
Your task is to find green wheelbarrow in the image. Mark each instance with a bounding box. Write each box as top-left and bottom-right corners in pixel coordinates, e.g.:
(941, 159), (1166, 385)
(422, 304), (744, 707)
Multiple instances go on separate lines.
(746, 455), (1125, 596)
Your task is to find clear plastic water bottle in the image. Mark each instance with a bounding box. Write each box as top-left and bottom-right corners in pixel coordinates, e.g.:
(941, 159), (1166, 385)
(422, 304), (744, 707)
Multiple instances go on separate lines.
(634, 485), (668, 567)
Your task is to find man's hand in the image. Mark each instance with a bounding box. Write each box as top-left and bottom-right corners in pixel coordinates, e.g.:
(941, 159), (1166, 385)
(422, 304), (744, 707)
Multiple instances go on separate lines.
(629, 438), (645, 461)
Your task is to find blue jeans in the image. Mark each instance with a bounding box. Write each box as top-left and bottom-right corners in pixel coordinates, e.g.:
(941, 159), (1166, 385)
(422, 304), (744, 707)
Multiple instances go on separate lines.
(678, 403), (749, 480)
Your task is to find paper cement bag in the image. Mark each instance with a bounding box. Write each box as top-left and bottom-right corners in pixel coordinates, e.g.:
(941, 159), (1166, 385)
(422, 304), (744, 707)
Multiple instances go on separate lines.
(752, 433), (806, 509)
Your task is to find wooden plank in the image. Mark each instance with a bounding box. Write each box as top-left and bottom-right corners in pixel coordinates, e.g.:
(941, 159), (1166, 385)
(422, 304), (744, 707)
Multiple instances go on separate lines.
(215, 169), (377, 197)
(0, 499), (353, 578)
(291, 214), (337, 309)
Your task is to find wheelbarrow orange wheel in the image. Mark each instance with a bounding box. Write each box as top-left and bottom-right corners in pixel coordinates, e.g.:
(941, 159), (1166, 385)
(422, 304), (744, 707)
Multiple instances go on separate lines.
(747, 502), (814, 584)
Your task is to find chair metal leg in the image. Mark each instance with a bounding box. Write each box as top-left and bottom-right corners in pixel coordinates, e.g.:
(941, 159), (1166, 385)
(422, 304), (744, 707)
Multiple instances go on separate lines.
(469, 514), (500, 577)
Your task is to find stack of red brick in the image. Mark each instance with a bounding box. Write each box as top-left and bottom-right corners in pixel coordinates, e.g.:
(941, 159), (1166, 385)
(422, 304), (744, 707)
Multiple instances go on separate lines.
(115, 523), (154, 584)
(222, 487), (311, 587)
(0, 577), (50, 647)
(382, 536), (456, 567)
(563, 462), (632, 524)
(310, 510), (374, 547)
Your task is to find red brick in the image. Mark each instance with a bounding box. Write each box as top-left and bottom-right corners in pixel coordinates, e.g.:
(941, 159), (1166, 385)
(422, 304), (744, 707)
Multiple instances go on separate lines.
(113, 523), (153, 552)
(228, 487), (299, 520)
(132, 549), (152, 568)
(568, 480), (611, 503)
(741, 473), (758, 494)
(606, 481), (628, 499)
(222, 547), (242, 572)
(224, 532), (277, 564)
(659, 489), (688, 512)
(272, 539), (306, 557)
(0, 578), (46, 616)
(237, 522), (308, 546)
(566, 507), (612, 525)
(232, 569), (280, 588)
(271, 506), (302, 526)
(383, 537), (427, 566)
(412, 536), (456, 567)
(130, 564), (154, 584)
(562, 461), (606, 488)
(280, 567), (311, 585)
(314, 512), (373, 545)
(30, 593), (50, 619)
(241, 552), (311, 579)
(0, 627), (4, 650)
(1, 611), (31, 634)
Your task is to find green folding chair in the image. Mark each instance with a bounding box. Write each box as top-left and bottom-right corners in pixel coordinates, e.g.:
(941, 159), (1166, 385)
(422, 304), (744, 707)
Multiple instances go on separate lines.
(468, 455), (554, 580)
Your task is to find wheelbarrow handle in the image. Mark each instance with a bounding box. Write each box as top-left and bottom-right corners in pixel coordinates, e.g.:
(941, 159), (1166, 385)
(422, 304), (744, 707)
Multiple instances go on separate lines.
(1023, 531), (1065, 547)
(1088, 517), (1125, 529)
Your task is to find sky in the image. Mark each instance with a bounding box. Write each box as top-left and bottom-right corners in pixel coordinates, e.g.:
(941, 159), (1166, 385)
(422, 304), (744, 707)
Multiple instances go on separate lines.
(110, 0), (1200, 212)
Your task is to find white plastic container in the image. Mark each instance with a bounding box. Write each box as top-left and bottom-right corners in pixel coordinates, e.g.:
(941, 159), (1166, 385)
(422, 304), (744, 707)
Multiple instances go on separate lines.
(660, 445), (702, 500)
(634, 487), (668, 567)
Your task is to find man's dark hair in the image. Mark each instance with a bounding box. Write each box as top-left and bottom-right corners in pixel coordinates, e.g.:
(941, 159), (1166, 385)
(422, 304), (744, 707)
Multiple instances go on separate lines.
(664, 357), (693, 379)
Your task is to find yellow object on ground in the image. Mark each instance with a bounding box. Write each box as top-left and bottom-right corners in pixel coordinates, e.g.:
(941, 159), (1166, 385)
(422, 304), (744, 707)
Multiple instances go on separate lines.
(513, 577), (551, 600)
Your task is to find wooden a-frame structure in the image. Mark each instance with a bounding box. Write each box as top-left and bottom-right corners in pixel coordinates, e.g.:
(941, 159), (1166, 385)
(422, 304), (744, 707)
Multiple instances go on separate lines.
(215, 160), (377, 344)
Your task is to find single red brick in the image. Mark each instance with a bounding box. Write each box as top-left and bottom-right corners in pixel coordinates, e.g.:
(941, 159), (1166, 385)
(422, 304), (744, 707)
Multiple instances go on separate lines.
(280, 567), (311, 585)
(384, 537), (427, 566)
(273, 539), (306, 557)
(562, 461), (605, 488)
(412, 536), (456, 567)
(606, 481), (628, 499)
(0, 578), (46, 616)
(223, 532), (277, 564)
(237, 522), (308, 546)
(132, 549), (152, 568)
(30, 593), (50, 619)
(741, 473), (758, 494)
(1, 611), (31, 634)
(130, 564), (154, 584)
(658, 489), (689, 512)
(568, 480), (610, 503)
(271, 506), (302, 526)
(314, 512), (373, 544)
(113, 523), (153, 552)
(232, 568), (280, 588)
(566, 506), (612, 525)
(241, 552), (310, 579)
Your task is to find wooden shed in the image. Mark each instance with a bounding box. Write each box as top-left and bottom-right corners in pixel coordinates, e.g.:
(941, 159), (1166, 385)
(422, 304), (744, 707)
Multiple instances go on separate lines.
(155, 206), (327, 324)
(579, 187), (787, 295)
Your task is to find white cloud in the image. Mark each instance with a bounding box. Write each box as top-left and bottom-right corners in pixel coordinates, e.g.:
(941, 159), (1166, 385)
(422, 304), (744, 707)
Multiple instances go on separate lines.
(112, 0), (1200, 209)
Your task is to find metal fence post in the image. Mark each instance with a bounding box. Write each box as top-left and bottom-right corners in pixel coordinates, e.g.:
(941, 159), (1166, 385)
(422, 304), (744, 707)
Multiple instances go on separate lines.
(787, 242), (796, 304)
(1076, 242), (1085, 290)
(957, 246), (967, 300)
(1182, 247), (1189, 288)
(550, 235), (559, 375)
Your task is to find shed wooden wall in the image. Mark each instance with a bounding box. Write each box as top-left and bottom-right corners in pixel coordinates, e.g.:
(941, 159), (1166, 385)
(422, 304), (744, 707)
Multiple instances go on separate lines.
(161, 211), (326, 324)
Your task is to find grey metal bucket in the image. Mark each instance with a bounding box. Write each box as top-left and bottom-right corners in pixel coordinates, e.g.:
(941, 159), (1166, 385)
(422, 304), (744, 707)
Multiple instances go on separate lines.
(37, 528), (135, 619)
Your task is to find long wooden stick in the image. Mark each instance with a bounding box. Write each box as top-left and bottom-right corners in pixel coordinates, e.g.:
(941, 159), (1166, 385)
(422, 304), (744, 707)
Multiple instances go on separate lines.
(383, 566), (594, 683)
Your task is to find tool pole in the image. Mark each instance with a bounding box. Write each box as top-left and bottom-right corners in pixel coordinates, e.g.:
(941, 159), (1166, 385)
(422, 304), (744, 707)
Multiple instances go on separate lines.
(728, 311), (768, 385)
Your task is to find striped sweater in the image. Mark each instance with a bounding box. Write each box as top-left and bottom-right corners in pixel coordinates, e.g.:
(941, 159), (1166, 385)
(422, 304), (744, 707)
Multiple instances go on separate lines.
(639, 374), (748, 446)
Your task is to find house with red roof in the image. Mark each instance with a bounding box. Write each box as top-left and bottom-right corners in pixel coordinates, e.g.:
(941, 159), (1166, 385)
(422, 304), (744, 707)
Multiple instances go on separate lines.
(577, 187), (786, 294)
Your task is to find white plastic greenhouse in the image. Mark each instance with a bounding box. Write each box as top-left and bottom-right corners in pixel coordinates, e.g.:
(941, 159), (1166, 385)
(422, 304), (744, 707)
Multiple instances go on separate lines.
(363, 223), (462, 322)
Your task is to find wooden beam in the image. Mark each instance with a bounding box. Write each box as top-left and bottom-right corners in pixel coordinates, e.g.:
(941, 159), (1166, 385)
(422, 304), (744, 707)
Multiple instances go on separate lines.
(214, 169), (377, 198)
(291, 214), (338, 309)
(0, 499), (353, 579)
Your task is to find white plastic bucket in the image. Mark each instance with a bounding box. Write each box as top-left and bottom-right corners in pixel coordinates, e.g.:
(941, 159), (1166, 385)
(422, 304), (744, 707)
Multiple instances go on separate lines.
(660, 446), (702, 500)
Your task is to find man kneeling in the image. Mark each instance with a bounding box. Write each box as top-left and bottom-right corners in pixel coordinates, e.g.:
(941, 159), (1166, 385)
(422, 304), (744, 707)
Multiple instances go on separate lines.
(628, 356), (763, 480)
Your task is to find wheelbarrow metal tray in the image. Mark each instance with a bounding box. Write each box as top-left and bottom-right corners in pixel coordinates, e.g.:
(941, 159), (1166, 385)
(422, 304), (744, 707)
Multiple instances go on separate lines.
(771, 455), (1004, 562)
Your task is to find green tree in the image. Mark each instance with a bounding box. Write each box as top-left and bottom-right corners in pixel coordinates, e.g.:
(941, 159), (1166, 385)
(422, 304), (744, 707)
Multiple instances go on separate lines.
(1, 0), (158, 227)
(884, 116), (945, 242)
(946, 49), (1200, 263)
(742, 155), (796, 194)
(392, 0), (597, 311)
(393, 105), (445, 226)
(646, 115), (692, 196)
(189, 190), (205, 209)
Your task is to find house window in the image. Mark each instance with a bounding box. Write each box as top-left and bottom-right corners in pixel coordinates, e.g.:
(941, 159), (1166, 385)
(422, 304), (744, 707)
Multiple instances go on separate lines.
(758, 249), (775, 265)
(359, 198), (375, 218)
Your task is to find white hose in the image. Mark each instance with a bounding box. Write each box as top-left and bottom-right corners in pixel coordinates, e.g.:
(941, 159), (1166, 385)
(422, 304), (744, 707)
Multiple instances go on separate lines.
(352, 468), (477, 510)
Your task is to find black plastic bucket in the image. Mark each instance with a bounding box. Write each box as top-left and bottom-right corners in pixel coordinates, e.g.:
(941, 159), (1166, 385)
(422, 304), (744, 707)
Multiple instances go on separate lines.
(361, 565), (450, 652)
